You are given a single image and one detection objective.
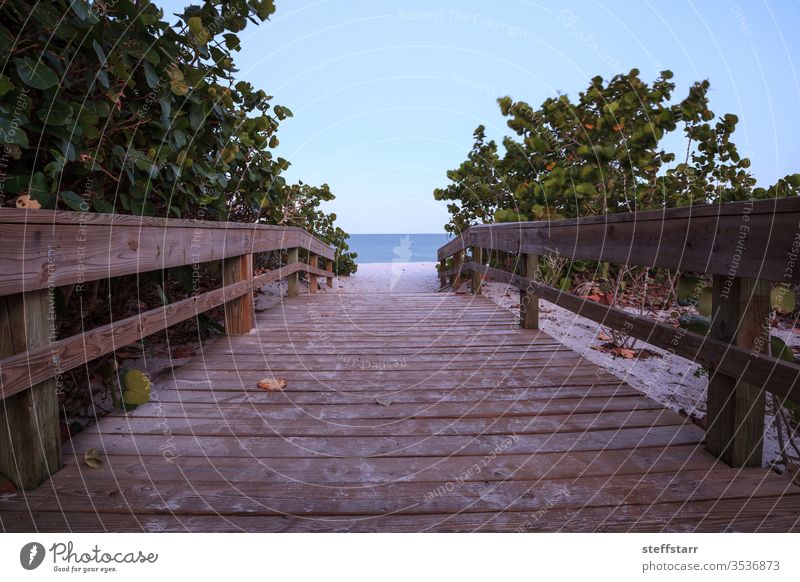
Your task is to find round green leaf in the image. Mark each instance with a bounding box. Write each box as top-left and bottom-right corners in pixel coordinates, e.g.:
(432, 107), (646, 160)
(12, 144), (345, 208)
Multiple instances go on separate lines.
(770, 285), (795, 313)
(14, 57), (59, 90)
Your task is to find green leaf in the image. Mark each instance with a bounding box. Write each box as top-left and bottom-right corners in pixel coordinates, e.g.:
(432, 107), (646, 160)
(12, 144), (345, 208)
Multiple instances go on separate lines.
(0, 118), (28, 147)
(60, 190), (86, 211)
(142, 62), (159, 89)
(91, 198), (115, 214)
(14, 57), (60, 90)
(771, 285), (795, 314)
(769, 336), (795, 363)
(0, 74), (13, 96)
(189, 106), (205, 130)
(38, 101), (73, 126)
(122, 369), (151, 405)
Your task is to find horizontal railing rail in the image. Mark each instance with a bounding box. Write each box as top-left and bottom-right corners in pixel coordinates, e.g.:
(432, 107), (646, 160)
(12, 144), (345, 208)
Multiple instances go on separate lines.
(0, 208), (336, 489)
(438, 196), (800, 469)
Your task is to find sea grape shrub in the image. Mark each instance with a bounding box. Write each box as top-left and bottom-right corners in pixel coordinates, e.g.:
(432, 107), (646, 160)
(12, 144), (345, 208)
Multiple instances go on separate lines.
(0, 0), (356, 263)
(435, 68), (800, 231)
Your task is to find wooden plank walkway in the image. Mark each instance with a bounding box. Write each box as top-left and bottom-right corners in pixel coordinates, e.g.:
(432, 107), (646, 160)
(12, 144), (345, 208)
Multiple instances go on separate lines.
(1, 292), (799, 532)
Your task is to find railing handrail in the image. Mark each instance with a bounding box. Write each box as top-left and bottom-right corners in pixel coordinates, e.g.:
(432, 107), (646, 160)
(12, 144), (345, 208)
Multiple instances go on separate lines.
(438, 197), (800, 284)
(437, 195), (800, 469)
(0, 209), (338, 489)
(0, 208), (334, 297)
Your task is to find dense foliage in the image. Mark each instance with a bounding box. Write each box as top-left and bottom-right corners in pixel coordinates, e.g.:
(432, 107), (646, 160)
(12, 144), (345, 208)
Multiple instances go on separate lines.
(435, 69), (800, 234)
(0, 0), (356, 272)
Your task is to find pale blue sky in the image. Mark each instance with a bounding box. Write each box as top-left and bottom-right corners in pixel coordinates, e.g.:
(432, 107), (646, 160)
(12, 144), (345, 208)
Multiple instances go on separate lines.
(158, 0), (800, 233)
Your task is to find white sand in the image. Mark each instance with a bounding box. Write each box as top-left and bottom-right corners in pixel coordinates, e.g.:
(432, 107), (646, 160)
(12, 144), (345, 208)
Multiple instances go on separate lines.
(335, 262), (441, 293)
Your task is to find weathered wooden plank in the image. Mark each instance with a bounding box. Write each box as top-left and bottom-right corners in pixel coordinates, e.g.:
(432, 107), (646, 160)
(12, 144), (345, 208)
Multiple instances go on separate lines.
(3, 495), (798, 532)
(64, 424), (703, 459)
(464, 262), (800, 402)
(48, 444), (716, 487)
(520, 253), (539, 329)
(0, 290), (61, 489)
(223, 254), (255, 335)
(3, 468), (791, 517)
(87, 409), (689, 439)
(148, 384), (638, 404)
(0, 263), (303, 400)
(438, 197), (800, 283)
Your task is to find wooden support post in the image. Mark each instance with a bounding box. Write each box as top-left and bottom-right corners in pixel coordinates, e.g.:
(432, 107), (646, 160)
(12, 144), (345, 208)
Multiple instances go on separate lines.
(0, 290), (62, 490)
(439, 259), (447, 289)
(222, 254), (255, 335)
(287, 248), (299, 298)
(471, 247), (483, 295)
(452, 251), (464, 291)
(326, 259), (334, 288)
(520, 253), (539, 329)
(705, 276), (770, 467)
(308, 253), (317, 294)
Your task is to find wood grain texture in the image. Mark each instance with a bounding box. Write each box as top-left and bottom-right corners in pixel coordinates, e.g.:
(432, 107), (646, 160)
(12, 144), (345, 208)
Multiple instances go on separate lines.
(458, 262), (800, 403)
(438, 197), (800, 283)
(0, 210), (334, 296)
(0, 291), (61, 489)
(0, 293), (797, 532)
(0, 261), (334, 400)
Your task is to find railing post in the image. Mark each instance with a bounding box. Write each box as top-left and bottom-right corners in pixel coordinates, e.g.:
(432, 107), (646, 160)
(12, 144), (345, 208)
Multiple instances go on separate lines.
(287, 247), (299, 298)
(326, 259), (334, 288)
(471, 247), (483, 295)
(223, 253), (255, 334)
(705, 276), (769, 467)
(452, 251), (464, 290)
(439, 259), (447, 288)
(0, 290), (62, 490)
(520, 253), (539, 329)
(308, 253), (317, 294)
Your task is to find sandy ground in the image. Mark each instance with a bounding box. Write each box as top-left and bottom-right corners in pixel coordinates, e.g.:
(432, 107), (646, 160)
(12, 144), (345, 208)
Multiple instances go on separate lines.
(335, 262), (441, 293)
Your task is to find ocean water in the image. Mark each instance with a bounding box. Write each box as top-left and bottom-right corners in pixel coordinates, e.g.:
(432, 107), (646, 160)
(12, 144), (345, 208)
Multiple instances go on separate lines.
(347, 233), (451, 263)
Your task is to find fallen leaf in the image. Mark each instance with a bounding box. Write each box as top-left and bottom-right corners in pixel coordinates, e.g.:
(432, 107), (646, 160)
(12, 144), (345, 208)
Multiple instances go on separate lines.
(584, 123), (594, 130)
(611, 347), (636, 359)
(84, 448), (103, 469)
(15, 193), (41, 209)
(258, 377), (286, 391)
(596, 331), (612, 341)
(375, 398), (392, 406)
(599, 292), (615, 305)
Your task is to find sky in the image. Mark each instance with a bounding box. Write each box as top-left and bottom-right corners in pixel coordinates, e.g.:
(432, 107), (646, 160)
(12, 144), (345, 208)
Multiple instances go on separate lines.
(157, 0), (800, 233)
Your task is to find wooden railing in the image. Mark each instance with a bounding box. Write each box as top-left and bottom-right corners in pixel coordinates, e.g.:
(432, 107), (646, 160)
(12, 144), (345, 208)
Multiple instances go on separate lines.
(0, 209), (335, 489)
(438, 197), (800, 469)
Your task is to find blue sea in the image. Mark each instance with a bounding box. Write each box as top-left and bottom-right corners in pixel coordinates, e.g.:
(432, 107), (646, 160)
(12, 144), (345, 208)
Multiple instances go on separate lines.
(347, 233), (451, 263)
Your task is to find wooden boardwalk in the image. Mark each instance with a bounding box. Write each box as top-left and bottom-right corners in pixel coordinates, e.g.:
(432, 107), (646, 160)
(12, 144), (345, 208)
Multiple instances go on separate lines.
(1, 292), (799, 532)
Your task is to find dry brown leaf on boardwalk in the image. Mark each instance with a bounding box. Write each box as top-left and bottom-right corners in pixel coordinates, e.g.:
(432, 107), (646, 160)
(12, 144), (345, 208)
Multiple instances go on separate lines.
(375, 398), (393, 406)
(257, 377), (287, 391)
(611, 347), (636, 359)
(84, 448), (103, 469)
